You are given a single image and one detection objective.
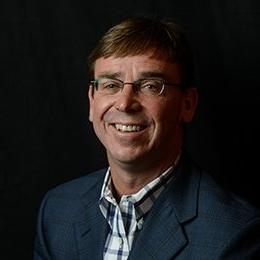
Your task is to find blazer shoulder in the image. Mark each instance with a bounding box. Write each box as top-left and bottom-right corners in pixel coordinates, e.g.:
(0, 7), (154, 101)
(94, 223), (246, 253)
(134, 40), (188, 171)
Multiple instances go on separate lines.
(47, 168), (106, 197)
(199, 170), (260, 227)
(184, 165), (260, 257)
(38, 168), (106, 220)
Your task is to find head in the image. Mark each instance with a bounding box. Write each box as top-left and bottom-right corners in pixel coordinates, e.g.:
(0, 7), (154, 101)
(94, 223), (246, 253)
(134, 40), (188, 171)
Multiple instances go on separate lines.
(88, 17), (198, 173)
(88, 17), (195, 87)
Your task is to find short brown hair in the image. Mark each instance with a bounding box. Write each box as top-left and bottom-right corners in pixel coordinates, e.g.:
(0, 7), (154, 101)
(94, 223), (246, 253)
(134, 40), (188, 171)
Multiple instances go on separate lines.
(88, 17), (195, 87)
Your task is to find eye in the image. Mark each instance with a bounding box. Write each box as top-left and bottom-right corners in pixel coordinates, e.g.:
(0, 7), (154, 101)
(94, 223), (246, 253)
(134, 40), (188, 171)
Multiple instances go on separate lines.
(140, 80), (163, 94)
(98, 79), (122, 95)
(103, 81), (120, 89)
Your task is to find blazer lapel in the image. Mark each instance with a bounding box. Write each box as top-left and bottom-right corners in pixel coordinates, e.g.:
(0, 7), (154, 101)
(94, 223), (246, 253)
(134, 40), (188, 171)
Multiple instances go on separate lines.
(74, 170), (109, 260)
(74, 203), (108, 260)
(129, 200), (188, 260)
(129, 154), (201, 260)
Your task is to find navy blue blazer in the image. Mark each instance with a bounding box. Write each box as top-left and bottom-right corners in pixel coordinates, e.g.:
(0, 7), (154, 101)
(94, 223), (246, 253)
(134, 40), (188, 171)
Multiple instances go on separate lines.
(34, 155), (260, 259)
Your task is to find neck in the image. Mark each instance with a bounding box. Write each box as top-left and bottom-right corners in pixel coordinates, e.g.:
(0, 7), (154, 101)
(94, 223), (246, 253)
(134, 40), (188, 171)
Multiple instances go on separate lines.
(108, 149), (181, 199)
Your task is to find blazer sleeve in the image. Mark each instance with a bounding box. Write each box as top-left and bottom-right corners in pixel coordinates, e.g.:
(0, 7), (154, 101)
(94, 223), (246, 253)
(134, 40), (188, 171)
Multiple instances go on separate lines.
(33, 193), (52, 260)
(218, 216), (260, 259)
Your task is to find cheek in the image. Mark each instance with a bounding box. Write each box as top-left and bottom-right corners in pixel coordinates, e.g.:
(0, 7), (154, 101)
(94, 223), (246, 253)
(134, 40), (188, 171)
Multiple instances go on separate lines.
(159, 111), (182, 133)
(156, 99), (183, 124)
(89, 98), (111, 130)
(146, 104), (179, 144)
(90, 104), (102, 125)
(90, 105), (106, 142)
(89, 103), (93, 122)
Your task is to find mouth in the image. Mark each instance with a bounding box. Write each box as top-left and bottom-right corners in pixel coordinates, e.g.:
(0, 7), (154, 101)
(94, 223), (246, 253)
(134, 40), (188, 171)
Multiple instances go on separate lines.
(112, 123), (146, 132)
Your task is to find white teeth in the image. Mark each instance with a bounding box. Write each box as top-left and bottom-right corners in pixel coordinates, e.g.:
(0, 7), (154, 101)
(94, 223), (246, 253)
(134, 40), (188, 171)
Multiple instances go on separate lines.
(114, 124), (142, 132)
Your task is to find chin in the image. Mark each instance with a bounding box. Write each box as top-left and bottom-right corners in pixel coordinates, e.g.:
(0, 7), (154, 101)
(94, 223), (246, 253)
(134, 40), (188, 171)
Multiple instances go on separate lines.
(108, 149), (145, 165)
(113, 154), (140, 164)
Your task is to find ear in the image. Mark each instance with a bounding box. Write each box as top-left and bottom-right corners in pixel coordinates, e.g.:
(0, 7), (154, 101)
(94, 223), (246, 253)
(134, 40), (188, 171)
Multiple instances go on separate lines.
(181, 87), (198, 123)
(88, 85), (94, 122)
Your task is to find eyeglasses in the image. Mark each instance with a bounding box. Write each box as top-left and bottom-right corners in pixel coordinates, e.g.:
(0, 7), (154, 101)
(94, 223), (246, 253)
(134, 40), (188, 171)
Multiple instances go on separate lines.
(90, 78), (183, 97)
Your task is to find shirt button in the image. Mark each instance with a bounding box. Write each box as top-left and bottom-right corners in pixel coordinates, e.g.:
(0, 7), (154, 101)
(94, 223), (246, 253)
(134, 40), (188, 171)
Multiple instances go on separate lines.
(137, 218), (144, 230)
(119, 238), (123, 248)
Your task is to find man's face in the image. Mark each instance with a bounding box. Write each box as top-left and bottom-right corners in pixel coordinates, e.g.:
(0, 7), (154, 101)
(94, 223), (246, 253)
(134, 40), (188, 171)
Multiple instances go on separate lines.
(89, 52), (197, 170)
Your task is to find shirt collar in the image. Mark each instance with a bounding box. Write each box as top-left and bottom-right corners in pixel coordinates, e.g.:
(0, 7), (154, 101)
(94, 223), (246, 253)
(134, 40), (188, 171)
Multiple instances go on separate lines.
(99, 152), (181, 219)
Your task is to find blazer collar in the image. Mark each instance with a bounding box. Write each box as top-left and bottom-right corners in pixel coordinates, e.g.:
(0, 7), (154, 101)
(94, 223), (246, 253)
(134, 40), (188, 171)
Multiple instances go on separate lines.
(129, 153), (200, 259)
(168, 153), (200, 223)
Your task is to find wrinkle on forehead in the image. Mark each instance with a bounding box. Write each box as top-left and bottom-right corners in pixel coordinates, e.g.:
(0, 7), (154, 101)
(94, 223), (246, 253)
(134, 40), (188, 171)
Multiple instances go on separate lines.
(94, 52), (181, 82)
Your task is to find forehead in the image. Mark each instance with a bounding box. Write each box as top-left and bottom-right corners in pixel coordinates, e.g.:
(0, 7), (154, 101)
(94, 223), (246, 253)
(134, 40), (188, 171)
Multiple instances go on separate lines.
(94, 53), (181, 81)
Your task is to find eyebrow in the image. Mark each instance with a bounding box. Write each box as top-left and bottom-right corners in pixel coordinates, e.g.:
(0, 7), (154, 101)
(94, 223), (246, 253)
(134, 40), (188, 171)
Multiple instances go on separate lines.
(138, 71), (168, 80)
(96, 71), (169, 81)
(96, 72), (122, 80)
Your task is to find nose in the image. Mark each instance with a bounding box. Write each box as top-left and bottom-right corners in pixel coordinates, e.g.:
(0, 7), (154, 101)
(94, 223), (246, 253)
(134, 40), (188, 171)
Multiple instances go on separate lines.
(114, 84), (142, 113)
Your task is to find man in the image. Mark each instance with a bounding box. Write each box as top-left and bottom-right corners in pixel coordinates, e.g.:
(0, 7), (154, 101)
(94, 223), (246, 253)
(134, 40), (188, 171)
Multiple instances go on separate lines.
(34, 17), (260, 259)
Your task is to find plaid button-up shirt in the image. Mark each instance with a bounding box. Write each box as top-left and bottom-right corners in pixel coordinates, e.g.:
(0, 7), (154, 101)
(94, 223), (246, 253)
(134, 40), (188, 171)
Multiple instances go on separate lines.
(99, 154), (180, 260)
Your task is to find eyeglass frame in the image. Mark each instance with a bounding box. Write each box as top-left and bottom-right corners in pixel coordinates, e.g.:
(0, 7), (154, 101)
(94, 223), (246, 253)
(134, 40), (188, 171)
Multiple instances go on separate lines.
(89, 77), (185, 97)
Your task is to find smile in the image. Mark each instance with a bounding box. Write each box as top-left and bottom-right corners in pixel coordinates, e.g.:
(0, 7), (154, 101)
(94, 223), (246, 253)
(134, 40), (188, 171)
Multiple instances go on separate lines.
(113, 124), (145, 132)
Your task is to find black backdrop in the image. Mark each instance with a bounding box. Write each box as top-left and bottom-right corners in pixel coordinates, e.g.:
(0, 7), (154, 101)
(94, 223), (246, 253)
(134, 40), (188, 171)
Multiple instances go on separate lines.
(1, 1), (260, 259)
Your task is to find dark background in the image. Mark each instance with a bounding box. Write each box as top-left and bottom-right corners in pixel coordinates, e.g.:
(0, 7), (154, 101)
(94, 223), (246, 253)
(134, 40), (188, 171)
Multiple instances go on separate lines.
(1, 1), (260, 259)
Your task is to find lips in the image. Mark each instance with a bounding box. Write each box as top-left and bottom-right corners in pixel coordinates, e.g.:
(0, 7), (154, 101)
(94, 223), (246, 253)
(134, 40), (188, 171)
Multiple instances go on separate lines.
(113, 123), (146, 132)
